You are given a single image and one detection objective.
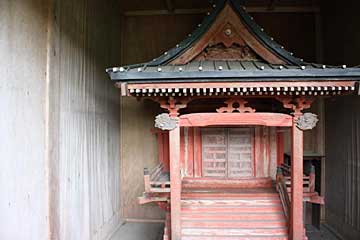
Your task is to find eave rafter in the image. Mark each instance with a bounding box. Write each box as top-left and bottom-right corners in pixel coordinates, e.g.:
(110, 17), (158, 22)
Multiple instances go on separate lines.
(119, 81), (358, 97)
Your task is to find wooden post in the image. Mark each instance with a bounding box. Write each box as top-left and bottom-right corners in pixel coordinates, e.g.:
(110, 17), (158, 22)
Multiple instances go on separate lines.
(169, 123), (181, 240)
(144, 168), (150, 193)
(309, 165), (316, 193)
(291, 118), (304, 240)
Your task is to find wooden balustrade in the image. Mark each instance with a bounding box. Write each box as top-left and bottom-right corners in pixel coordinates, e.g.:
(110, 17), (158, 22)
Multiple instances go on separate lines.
(276, 167), (291, 221)
(280, 163), (316, 193)
(143, 163), (171, 193)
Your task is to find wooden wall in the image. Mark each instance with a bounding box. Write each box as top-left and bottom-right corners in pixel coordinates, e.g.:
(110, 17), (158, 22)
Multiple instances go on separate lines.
(0, 1), (49, 239)
(325, 96), (360, 240)
(48, 0), (122, 239)
(0, 0), (123, 239)
(119, 1), (321, 220)
(322, 0), (360, 239)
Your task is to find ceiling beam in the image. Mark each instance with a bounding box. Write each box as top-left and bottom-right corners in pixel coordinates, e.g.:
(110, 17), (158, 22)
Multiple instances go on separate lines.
(124, 6), (320, 17)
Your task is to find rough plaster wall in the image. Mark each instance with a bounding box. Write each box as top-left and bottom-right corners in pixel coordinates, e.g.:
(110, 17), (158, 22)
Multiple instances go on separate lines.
(48, 0), (122, 239)
(0, 1), (49, 239)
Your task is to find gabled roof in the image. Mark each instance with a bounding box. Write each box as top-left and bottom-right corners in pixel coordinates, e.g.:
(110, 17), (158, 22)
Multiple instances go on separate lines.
(107, 0), (360, 83)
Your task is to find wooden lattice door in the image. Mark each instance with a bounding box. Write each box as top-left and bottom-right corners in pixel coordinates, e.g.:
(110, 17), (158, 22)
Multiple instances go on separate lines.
(201, 128), (254, 178)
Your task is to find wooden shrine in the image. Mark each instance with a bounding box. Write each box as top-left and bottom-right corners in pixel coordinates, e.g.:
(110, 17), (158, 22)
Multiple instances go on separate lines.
(107, 0), (360, 239)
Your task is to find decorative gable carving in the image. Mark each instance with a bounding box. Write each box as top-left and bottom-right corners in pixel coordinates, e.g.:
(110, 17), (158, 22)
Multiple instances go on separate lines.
(194, 43), (260, 61)
(170, 3), (285, 65)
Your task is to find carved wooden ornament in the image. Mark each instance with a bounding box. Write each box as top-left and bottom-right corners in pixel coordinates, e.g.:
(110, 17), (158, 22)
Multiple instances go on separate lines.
(217, 99), (256, 113)
(295, 113), (319, 130)
(155, 113), (178, 131)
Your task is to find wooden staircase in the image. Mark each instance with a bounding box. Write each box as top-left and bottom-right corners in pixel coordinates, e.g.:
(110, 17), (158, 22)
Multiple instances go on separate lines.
(179, 188), (289, 240)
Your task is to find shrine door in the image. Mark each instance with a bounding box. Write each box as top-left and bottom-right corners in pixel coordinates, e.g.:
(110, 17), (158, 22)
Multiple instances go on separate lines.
(201, 128), (254, 178)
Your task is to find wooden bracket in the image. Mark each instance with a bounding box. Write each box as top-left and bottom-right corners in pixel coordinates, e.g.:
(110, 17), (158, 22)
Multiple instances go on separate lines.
(158, 97), (189, 117)
(276, 97), (314, 117)
(216, 98), (256, 113)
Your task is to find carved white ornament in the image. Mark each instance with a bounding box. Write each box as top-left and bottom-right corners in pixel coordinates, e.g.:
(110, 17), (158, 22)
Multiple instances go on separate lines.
(155, 113), (178, 131)
(295, 113), (319, 130)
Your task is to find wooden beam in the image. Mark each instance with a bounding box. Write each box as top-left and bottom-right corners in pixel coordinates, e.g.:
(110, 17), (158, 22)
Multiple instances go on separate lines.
(290, 119), (304, 240)
(180, 113), (293, 127)
(123, 6), (320, 17)
(169, 124), (181, 240)
(126, 81), (356, 91)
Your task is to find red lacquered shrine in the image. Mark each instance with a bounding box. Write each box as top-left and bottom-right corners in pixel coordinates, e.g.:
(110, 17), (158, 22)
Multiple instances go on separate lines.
(107, 1), (360, 239)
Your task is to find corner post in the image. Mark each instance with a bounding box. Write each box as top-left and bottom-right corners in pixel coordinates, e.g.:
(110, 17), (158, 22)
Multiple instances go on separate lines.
(169, 121), (181, 240)
(155, 97), (188, 240)
(291, 116), (304, 240)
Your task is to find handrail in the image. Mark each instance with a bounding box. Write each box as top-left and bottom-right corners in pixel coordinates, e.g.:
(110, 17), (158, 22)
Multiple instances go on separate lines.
(280, 163), (316, 193)
(144, 164), (171, 193)
(276, 167), (291, 221)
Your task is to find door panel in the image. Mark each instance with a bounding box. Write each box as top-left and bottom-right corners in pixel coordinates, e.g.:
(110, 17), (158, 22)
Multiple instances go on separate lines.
(201, 128), (254, 178)
(228, 128), (254, 178)
(201, 128), (227, 178)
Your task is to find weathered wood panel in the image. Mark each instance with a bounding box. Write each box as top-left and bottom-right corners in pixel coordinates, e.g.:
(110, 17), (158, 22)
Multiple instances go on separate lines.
(201, 128), (227, 178)
(47, 0), (122, 239)
(325, 96), (360, 240)
(120, 98), (164, 220)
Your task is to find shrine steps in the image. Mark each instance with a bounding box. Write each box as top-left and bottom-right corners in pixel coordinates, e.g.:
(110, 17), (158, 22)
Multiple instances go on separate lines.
(179, 188), (288, 240)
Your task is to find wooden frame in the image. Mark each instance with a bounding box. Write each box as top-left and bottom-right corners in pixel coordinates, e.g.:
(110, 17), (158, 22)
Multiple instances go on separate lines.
(167, 112), (301, 240)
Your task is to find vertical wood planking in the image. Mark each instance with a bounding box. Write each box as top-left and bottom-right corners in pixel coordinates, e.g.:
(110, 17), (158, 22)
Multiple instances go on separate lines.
(52, 0), (122, 239)
(325, 96), (360, 239)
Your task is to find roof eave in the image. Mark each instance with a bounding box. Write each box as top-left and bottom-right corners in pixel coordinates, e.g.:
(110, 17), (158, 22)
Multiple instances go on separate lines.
(108, 68), (360, 83)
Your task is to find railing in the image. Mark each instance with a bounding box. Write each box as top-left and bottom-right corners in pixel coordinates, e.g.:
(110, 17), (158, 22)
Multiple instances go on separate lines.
(280, 163), (316, 193)
(144, 163), (170, 193)
(276, 167), (291, 220)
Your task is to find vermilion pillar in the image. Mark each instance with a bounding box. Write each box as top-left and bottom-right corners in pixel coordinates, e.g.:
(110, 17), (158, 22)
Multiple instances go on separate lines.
(169, 123), (181, 240)
(290, 118), (304, 240)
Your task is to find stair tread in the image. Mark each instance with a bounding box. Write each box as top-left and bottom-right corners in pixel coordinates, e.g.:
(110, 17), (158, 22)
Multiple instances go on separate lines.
(182, 227), (288, 236)
(176, 188), (289, 240)
(181, 235), (288, 240)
